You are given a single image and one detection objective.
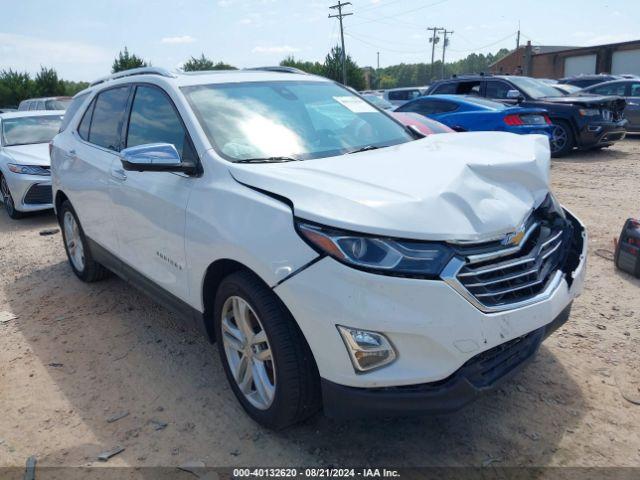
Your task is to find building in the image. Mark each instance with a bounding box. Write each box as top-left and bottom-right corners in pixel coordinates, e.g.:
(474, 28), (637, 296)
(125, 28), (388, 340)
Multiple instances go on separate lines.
(490, 39), (640, 79)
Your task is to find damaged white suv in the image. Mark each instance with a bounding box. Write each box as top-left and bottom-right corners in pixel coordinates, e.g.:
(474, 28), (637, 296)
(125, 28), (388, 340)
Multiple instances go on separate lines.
(51, 67), (587, 429)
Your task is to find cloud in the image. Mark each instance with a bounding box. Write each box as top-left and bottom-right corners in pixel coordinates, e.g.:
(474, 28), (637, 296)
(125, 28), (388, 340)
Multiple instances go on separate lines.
(252, 45), (301, 54)
(161, 35), (196, 44)
(0, 32), (111, 79)
(239, 18), (253, 25)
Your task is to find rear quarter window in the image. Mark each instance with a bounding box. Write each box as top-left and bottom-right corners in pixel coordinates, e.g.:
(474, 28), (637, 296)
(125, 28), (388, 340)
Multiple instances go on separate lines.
(59, 93), (89, 132)
(87, 86), (131, 151)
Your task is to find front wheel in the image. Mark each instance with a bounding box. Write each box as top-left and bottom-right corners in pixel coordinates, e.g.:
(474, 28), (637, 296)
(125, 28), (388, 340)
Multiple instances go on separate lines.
(0, 174), (24, 219)
(59, 200), (109, 282)
(550, 121), (575, 157)
(214, 271), (321, 429)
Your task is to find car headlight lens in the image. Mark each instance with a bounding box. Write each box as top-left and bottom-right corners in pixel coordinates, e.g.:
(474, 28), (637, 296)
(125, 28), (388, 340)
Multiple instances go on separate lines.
(7, 163), (50, 176)
(297, 221), (453, 277)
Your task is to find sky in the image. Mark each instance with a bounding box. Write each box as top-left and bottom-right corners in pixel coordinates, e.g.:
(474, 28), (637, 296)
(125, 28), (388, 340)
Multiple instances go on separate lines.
(2, 0), (639, 81)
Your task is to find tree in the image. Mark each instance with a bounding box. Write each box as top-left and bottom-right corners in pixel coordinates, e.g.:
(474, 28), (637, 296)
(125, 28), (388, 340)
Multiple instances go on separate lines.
(323, 46), (365, 91)
(0, 70), (33, 107)
(111, 47), (147, 73)
(280, 56), (325, 76)
(183, 54), (235, 71)
(34, 67), (65, 97)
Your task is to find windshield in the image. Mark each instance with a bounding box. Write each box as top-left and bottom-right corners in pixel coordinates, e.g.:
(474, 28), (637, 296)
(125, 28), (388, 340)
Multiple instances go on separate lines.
(507, 77), (563, 99)
(181, 80), (413, 161)
(1, 115), (63, 146)
(362, 94), (393, 110)
(45, 98), (72, 110)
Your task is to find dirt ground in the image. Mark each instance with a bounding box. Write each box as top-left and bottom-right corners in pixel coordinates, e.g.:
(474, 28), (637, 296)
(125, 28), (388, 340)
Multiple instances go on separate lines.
(1, 137), (639, 473)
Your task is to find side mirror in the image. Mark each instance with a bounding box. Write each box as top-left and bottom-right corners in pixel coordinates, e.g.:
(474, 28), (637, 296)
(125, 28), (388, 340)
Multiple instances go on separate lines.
(506, 89), (524, 102)
(120, 143), (194, 174)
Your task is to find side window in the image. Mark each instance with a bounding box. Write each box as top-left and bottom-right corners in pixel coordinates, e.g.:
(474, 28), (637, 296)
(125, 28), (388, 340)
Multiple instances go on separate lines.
(29, 101), (37, 111)
(88, 86), (130, 151)
(77, 98), (95, 141)
(432, 83), (458, 94)
(630, 83), (640, 97)
(59, 93), (89, 132)
(388, 91), (407, 101)
(430, 100), (458, 113)
(36, 101), (46, 110)
(126, 85), (195, 161)
(457, 81), (481, 96)
(397, 99), (432, 114)
(591, 82), (627, 96)
(485, 81), (512, 99)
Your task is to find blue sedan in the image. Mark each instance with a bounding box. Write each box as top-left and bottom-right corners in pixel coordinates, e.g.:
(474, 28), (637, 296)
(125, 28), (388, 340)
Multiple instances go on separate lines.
(395, 94), (554, 138)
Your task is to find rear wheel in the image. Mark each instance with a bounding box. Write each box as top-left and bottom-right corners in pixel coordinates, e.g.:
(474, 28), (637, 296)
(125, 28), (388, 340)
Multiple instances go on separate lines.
(59, 200), (109, 282)
(214, 271), (321, 429)
(0, 174), (24, 219)
(550, 120), (575, 157)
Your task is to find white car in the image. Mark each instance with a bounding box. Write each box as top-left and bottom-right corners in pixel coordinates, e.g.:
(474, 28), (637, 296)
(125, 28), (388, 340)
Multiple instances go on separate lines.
(51, 67), (587, 429)
(0, 111), (64, 218)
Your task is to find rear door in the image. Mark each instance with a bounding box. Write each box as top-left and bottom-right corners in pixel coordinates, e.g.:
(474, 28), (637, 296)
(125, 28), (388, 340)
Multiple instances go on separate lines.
(69, 85), (131, 255)
(110, 83), (197, 301)
(625, 82), (640, 130)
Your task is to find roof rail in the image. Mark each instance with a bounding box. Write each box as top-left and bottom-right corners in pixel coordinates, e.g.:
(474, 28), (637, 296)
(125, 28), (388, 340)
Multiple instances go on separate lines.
(244, 66), (308, 75)
(89, 67), (178, 87)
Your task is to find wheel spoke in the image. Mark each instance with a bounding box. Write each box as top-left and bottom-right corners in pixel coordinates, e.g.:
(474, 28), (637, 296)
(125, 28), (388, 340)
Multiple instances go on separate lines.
(222, 317), (245, 348)
(252, 329), (267, 346)
(255, 346), (272, 362)
(237, 356), (253, 394)
(252, 362), (274, 407)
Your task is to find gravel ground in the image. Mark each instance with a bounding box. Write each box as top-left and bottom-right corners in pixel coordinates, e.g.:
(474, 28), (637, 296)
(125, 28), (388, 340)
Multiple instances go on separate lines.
(1, 138), (639, 472)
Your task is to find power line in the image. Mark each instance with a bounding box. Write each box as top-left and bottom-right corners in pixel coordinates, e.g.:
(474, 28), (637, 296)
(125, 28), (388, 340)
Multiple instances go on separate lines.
(350, 0), (448, 27)
(328, 1), (353, 85)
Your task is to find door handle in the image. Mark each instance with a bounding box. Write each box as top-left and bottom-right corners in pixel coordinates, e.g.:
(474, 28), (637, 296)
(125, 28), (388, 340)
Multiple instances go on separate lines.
(111, 168), (127, 181)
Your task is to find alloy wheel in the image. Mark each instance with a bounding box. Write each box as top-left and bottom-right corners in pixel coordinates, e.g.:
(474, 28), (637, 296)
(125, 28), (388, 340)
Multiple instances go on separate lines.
(63, 211), (85, 272)
(551, 125), (568, 154)
(0, 176), (15, 216)
(221, 295), (276, 410)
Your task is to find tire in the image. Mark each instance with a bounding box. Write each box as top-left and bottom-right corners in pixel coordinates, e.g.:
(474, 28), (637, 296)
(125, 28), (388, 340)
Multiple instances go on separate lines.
(550, 120), (575, 158)
(0, 174), (24, 219)
(59, 200), (109, 282)
(214, 271), (321, 429)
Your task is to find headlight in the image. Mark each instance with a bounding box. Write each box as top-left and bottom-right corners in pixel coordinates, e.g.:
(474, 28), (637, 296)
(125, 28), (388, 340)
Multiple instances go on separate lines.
(297, 221), (453, 277)
(578, 108), (600, 117)
(540, 192), (566, 219)
(7, 163), (50, 176)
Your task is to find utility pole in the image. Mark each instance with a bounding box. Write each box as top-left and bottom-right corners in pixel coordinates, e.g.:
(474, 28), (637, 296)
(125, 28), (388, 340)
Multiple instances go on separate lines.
(377, 51), (380, 70)
(329, 1), (353, 86)
(516, 21), (521, 49)
(427, 27), (442, 81)
(441, 30), (453, 79)
(376, 51), (380, 89)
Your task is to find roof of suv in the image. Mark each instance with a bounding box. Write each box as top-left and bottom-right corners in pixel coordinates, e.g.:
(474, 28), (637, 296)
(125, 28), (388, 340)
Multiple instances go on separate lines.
(81, 66), (328, 96)
(0, 110), (66, 120)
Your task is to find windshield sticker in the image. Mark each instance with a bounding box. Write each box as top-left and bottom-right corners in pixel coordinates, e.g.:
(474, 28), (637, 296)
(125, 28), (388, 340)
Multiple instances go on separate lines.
(333, 96), (377, 113)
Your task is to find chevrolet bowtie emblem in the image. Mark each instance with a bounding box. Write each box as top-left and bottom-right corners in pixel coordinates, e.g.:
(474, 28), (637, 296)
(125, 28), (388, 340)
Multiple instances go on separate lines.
(502, 226), (526, 247)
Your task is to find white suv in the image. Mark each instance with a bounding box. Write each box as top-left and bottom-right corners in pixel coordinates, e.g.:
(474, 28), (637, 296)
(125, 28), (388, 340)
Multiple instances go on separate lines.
(51, 67), (587, 429)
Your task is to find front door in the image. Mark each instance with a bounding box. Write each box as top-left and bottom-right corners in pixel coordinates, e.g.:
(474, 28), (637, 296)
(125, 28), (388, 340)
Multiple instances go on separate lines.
(626, 82), (640, 130)
(109, 84), (198, 302)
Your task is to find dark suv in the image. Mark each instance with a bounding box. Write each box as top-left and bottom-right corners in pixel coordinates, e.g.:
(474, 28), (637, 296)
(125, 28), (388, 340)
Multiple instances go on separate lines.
(558, 74), (622, 88)
(427, 75), (627, 156)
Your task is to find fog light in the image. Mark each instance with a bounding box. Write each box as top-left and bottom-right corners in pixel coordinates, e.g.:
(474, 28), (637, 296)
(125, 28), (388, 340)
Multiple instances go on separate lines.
(337, 325), (397, 372)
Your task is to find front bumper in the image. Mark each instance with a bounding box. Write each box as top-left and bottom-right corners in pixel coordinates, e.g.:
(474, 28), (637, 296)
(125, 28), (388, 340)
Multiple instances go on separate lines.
(275, 211), (587, 394)
(321, 303), (571, 418)
(578, 120), (627, 148)
(3, 171), (53, 212)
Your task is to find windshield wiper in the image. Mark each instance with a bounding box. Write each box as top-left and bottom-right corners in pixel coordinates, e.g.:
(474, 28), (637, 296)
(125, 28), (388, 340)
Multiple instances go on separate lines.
(347, 145), (387, 154)
(234, 156), (300, 164)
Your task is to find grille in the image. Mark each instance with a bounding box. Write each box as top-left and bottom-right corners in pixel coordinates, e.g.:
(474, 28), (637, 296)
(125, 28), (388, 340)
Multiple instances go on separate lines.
(455, 219), (569, 309)
(24, 184), (53, 205)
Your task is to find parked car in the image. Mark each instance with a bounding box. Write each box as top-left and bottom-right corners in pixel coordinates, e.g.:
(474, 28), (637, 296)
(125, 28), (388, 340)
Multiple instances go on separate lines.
(558, 74), (622, 88)
(0, 111), (64, 218)
(383, 87), (427, 107)
(427, 75), (627, 156)
(578, 79), (640, 132)
(18, 96), (72, 111)
(51, 67), (587, 429)
(389, 111), (454, 135)
(0, 108), (17, 113)
(361, 94), (394, 110)
(551, 84), (581, 96)
(395, 95), (554, 138)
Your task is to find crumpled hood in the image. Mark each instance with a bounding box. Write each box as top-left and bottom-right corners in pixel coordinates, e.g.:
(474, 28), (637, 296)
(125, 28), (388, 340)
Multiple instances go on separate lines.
(2, 143), (50, 166)
(229, 132), (551, 242)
